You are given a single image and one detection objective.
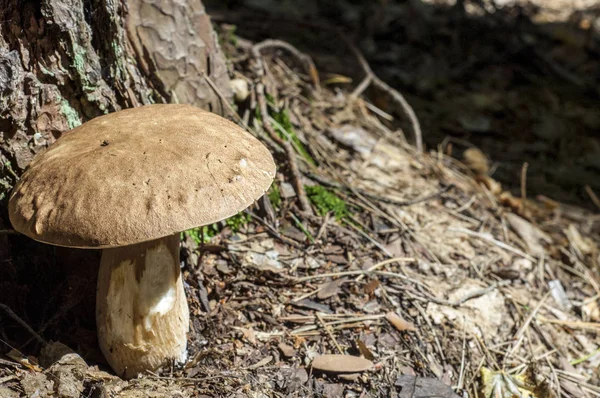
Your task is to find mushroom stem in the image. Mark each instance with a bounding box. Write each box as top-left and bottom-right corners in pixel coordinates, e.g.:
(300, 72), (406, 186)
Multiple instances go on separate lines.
(96, 234), (189, 379)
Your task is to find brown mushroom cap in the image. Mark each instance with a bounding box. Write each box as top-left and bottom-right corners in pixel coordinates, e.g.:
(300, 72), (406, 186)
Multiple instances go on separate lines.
(9, 104), (276, 248)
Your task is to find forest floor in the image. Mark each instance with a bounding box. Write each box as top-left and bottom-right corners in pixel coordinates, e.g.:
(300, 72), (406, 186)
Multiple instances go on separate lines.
(1, 1), (600, 397)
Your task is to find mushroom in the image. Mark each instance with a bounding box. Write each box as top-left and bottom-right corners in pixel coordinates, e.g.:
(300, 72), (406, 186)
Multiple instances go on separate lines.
(8, 104), (276, 378)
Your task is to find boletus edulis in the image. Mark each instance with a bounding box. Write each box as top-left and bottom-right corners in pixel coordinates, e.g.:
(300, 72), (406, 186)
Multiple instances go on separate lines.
(8, 104), (276, 378)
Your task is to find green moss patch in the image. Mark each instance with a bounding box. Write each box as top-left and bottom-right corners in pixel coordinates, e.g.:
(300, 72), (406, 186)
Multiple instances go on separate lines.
(183, 212), (251, 245)
(305, 185), (348, 220)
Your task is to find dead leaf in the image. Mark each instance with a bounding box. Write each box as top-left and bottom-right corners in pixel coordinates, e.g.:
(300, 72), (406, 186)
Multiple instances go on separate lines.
(565, 224), (596, 255)
(363, 279), (380, 295)
(356, 340), (375, 361)
(317, 278), (346, 300)
(6, 348), (42, 372)
(386, 312), (417, 332)
(311, 354), (373, 373)
(480, 367), (543, 398)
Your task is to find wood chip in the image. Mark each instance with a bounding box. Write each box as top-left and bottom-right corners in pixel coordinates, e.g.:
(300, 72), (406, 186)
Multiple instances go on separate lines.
(247, 355), (273, 370)
(311, 354), (373, 373)
(386, 311), (417, 332)
(278, 343), (296, 358)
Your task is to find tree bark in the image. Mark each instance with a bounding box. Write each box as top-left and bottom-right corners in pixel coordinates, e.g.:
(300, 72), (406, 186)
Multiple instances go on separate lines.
(0, 0), (231, 203)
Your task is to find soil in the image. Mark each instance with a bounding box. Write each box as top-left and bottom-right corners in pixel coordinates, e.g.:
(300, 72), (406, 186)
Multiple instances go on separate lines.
(1, 1), (600, 397)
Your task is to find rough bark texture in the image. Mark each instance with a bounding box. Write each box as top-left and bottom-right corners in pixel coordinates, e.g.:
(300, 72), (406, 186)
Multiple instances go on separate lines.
(0, 0), (231, 205)
(0, 0), (231, 362)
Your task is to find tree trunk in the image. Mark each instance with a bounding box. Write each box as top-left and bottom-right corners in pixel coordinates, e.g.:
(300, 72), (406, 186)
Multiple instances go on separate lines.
(0, 0), (231, 200)
(0, 0), (231, 354)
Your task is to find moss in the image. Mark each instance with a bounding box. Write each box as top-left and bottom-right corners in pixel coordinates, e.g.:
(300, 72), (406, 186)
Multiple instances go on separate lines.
(305, 185), (348, 220)
(183, 212), (251, 245)
(271, 107), (316, 166)
(224, 212), (251, 231)
(219, 24), (238, 47)
(268, 183), (282, 208)
(60, 100), (82, 129)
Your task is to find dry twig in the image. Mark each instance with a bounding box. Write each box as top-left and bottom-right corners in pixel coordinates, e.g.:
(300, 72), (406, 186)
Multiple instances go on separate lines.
(252, 39), (320, 89)
(306, 172), (453, 207)
(255, 83), (313, 215)
(340, 36), (423, 153)
(0, 303), (46, 346)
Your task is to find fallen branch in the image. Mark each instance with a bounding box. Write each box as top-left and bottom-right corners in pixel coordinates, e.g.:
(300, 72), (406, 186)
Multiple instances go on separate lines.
(252, 39), (320, 89)
(245, 210), (303, 248)
(340, 36), (423, 153)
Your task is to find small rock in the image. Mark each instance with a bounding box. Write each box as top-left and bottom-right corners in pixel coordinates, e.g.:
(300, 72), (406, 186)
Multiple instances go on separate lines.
(362, 300), (381, 314)
(311, 354), (373, 373)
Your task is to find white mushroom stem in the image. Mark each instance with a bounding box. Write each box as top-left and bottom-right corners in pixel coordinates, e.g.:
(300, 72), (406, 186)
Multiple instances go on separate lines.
(96, 234), (189, 379)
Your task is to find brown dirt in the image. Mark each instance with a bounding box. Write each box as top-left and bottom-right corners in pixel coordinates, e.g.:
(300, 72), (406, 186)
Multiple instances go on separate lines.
(1, 1), (600, 397)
